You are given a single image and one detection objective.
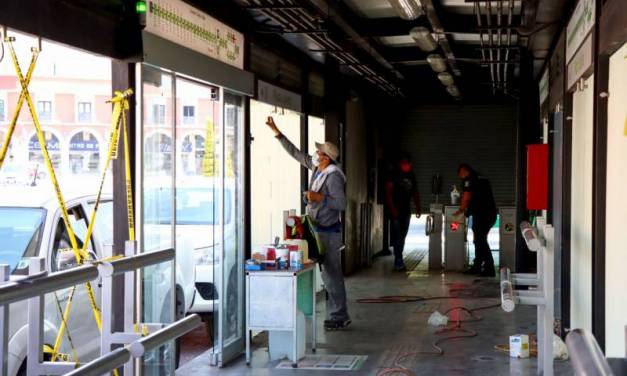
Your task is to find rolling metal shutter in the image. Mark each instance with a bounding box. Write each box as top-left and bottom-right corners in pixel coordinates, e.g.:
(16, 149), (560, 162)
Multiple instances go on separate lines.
(399, 105), (518, 210)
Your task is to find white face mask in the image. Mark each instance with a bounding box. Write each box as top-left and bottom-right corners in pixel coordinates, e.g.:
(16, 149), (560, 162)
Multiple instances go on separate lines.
(312, 155), (320, 167)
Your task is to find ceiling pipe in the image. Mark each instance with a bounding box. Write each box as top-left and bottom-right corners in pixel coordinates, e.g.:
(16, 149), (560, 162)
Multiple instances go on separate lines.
(387, 0), (424, 20)
(246, 0), (401, 95)
(475, 3), (493, 92)
(497, 0), (503, 88)
(474, 3), (488, 74)
(485, 1), (496, 94)
(504, 0), (514, 93)
(421, 0), (462, 78)
(304, 0), (405, 81)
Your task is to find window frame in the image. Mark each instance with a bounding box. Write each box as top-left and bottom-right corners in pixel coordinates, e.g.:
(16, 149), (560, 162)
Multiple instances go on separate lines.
(37, 100), (53, 122)
(77, 101), (92, 123)
(48, 204), (97, 272)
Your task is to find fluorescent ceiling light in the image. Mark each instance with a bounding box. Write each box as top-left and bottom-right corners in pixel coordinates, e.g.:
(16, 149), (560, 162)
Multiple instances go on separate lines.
(446, 85), (461, 97)
(427, 54), (447, 72)
(388, 0), (424, 20)
(409, 27), (438, 52)
(437, 72), (454, 86)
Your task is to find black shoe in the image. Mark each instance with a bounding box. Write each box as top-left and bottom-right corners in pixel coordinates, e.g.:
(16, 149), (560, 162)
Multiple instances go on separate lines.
(479, 267), (496, 277)
(324, 319), (351, 331)
(394, 259), (407, 272)
(463, 265), (482, 275)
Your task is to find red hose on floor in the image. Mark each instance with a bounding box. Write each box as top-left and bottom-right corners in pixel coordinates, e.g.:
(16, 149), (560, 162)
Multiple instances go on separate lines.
(371, 300), (501, 376)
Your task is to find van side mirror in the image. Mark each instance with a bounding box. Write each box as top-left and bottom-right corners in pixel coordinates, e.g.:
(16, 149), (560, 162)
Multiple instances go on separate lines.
(56, 249), (79, 271)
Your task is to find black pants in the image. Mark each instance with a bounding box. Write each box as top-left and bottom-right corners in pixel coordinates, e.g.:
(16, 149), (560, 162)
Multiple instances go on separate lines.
(471, 213), (497, 269)
(391, 213), (411, 261)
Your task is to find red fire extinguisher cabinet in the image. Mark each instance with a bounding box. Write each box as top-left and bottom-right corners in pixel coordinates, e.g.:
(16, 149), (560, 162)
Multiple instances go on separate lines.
(526, 144), (549, 210)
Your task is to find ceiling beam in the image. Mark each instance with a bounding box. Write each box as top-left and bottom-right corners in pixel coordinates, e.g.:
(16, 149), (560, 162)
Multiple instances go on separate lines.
(354, 14), (523, 38)
(381, 45), (484, 62)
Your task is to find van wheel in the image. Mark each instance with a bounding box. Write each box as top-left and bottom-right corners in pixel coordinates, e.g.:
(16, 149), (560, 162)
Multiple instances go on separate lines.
(160, 286), (185, 369)
(17, 361), (26, 376)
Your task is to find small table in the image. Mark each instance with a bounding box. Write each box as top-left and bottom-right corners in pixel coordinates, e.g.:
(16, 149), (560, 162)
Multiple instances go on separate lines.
(245, 263), (317, 368)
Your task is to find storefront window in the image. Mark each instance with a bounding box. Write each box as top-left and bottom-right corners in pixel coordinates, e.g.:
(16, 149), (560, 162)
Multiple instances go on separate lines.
(28, 131), (61, 169)
(69, 131), (100, 174)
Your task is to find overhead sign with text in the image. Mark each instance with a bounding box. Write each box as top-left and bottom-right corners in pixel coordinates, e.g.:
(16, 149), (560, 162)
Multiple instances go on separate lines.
(145, 0), (244, 69)
(566, 0), (595, 64)
(257, 81), (303, 114)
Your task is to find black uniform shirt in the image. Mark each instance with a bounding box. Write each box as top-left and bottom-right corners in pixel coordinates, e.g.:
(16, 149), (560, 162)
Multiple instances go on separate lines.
(392, 171), (417, 215)
(462, 172), (496, 217)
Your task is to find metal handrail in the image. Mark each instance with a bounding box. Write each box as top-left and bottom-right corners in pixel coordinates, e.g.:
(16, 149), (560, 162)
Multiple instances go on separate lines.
(520, 221), (542, 252)
(500, 267), (515, 312)
(0, 249), (175, 306)
(98, 248), (175, 277)
(129, 314), (202, 357)
(67, 314), (202, 375)
(566, 329), (615, 376)
(0, 264), (98, 306)
(64, 347), (130, 376)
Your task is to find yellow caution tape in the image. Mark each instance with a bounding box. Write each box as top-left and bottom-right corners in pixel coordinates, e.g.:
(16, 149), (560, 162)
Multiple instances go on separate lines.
(0, 37), (134, 374)
(52, 89), (134, 367)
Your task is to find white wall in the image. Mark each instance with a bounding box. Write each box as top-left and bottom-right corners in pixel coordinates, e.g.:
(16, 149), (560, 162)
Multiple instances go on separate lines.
(570, 74), (594, 333)
(250, 101), (302, 246)
(605, 42), (627, 357)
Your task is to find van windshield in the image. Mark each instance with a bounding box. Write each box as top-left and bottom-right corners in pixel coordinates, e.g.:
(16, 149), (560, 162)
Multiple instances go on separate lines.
(0, 207), (46, 274)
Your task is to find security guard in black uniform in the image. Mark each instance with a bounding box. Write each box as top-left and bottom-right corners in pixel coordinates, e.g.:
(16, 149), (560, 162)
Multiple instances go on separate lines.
(454, 163), (497, 277)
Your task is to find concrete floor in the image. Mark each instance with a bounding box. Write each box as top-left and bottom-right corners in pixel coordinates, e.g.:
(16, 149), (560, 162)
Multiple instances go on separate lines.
(176, 249), (573, 376)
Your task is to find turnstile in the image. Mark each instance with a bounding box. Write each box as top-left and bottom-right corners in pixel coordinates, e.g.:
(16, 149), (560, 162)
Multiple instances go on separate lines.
(444, 206), (466, 271)
(499, 206), (517, 270)
(427, 204), (443, 270)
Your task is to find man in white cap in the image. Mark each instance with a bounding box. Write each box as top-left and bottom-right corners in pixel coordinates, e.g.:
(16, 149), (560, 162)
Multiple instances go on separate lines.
(266, 116), (350, 330)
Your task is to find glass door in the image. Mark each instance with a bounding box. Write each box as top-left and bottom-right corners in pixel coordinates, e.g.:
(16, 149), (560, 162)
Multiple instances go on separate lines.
(139, 64), (245, 371)
(211, 91), (245, 366)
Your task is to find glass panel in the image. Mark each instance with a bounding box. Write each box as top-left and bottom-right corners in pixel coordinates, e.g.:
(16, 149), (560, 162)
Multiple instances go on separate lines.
(250, 100), (302, 247)
(174, 78), (220, 356)
(220, 92), (244, 355)
(141, 65), (175, 375)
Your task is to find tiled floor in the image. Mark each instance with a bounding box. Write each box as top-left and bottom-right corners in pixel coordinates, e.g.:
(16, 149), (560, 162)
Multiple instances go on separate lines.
(176, 247), (572, 375)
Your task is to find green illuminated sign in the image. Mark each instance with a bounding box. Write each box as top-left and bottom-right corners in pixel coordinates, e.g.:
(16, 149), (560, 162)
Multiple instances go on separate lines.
(136, 1), (147, 14)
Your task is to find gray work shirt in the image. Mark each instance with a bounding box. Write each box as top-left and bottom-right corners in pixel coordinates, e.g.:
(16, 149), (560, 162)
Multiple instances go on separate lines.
(276, 134), (346, 227)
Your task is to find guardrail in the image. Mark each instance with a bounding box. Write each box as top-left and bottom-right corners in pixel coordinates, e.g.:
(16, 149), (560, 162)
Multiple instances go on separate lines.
(66, 314), (202, 376)
(566, 329), (615, 376)
(0, 246), (191, 376)
(499, 220), (555, 376)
